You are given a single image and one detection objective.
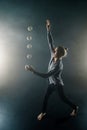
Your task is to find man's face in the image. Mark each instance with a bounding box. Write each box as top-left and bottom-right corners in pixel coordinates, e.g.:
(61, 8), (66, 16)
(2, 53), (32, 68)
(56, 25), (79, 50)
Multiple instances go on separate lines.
(54, 47), (58, 57)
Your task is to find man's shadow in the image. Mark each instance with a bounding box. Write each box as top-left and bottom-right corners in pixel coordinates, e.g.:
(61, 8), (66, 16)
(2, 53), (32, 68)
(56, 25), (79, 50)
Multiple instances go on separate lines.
(36, 114), (73, 130)
(45, 113), (72, 124)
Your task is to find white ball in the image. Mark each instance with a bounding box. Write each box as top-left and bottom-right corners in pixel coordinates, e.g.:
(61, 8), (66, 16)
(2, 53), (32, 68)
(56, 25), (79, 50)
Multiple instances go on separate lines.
(27, 26), (33, 31)
(27, 44), (32, 49)
(26, 54), (32, 59)
(26, 36), (32, 41)
(25, 65), (29, 70)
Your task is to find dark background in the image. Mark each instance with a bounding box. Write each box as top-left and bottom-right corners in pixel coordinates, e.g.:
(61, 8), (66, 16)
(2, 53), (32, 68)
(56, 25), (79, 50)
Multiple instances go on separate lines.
(0, 0), (87, 130)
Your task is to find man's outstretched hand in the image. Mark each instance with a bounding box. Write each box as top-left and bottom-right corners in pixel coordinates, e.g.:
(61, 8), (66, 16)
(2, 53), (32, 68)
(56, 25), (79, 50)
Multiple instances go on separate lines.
(25, 65), (34, 73)
(46, 19), (51, 31)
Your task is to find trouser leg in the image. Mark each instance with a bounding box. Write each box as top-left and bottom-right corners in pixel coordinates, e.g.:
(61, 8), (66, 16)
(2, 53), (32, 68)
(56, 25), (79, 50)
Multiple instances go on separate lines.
(57, 85), (76, 109)
(42, 84), (55, 113)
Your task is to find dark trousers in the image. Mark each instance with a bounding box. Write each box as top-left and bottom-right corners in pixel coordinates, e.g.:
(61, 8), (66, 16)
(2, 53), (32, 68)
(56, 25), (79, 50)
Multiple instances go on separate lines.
(42, 84), (76, 113)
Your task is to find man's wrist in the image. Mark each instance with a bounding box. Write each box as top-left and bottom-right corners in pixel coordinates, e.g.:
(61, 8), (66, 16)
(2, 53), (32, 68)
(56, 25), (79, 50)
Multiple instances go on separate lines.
(32, 69), (35, 74)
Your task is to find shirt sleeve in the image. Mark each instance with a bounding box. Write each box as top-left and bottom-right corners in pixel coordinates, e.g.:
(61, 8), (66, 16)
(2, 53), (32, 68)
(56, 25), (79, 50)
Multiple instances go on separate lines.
(33, 63), (59, 78)
(47, 30), (55, 55)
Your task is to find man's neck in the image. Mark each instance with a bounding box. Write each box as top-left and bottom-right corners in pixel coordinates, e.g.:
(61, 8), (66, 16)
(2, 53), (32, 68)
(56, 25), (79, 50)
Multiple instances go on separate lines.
(54, 56), (62, 62)
(54, 57), (58, 62)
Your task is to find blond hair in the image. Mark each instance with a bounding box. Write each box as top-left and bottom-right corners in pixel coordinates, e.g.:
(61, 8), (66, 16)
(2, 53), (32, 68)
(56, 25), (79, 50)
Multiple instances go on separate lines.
(58, 46), (68, 58)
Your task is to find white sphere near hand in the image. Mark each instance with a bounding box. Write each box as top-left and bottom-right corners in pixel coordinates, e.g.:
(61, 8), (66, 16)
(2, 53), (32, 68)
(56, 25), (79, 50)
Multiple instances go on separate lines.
(25, 65), (29, 71)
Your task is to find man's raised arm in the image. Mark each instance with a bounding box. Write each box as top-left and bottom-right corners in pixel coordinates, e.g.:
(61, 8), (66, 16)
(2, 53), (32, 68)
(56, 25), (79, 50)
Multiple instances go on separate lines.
(46, 19), (55, 54)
